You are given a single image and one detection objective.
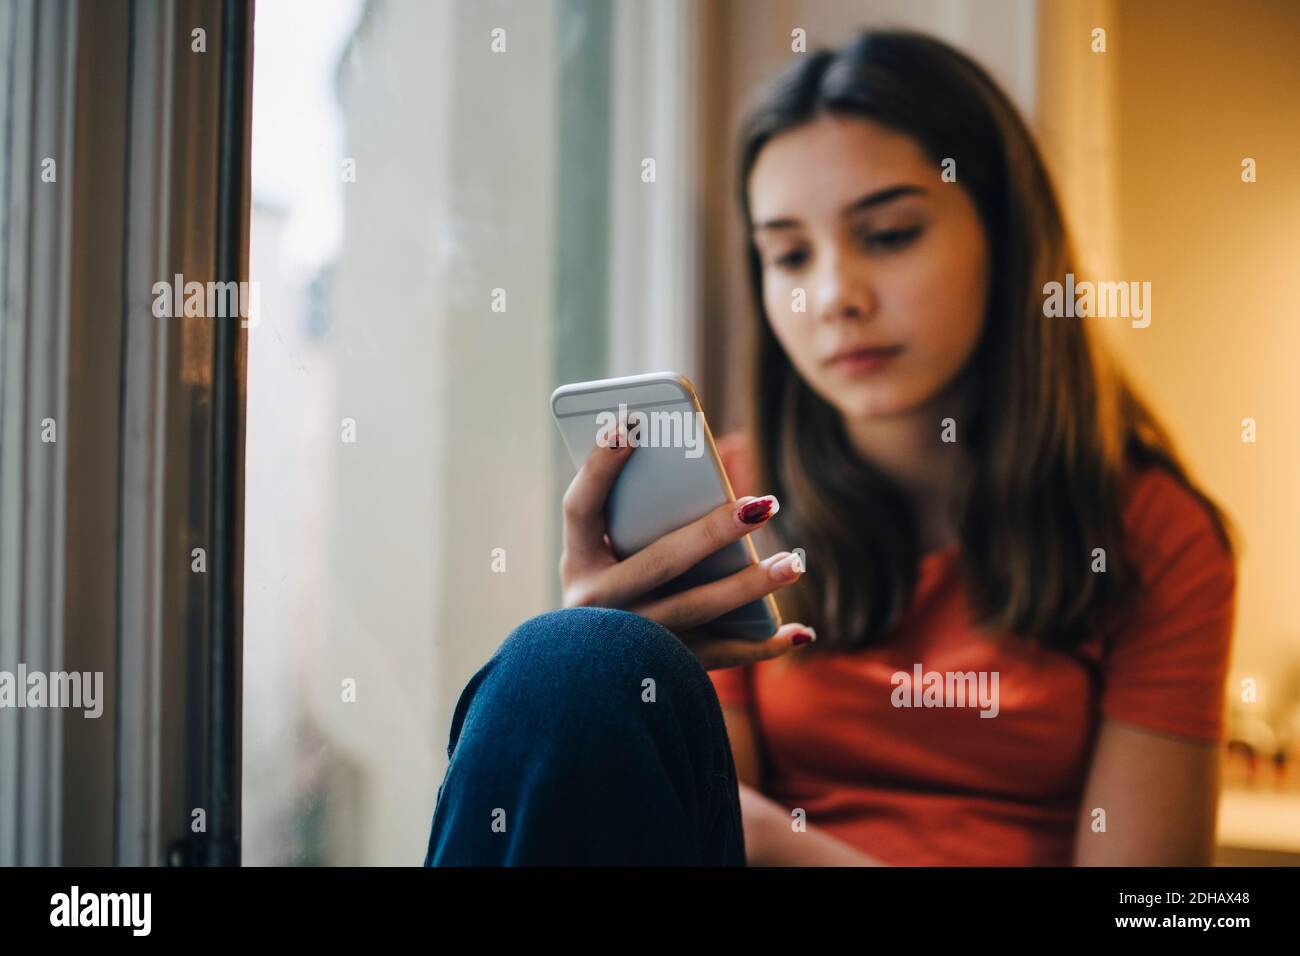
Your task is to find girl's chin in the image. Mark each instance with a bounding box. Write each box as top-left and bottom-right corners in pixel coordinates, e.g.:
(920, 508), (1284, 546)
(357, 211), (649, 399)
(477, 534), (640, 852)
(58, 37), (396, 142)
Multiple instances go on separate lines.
(829, 384), (919, 420)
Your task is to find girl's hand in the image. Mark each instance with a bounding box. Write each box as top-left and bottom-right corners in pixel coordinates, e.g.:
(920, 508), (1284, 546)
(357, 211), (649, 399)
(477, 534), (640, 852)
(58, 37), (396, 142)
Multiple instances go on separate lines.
(558, 434), (816, 670)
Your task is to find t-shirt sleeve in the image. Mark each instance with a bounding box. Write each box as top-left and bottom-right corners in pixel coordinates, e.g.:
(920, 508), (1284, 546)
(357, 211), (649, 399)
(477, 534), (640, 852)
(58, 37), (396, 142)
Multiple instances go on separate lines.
(1099, 469), (1238, 743)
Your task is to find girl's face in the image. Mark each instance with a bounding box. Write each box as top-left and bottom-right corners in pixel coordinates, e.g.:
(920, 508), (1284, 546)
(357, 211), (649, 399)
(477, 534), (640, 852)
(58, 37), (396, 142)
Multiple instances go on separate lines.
(748, 114), (990, 421)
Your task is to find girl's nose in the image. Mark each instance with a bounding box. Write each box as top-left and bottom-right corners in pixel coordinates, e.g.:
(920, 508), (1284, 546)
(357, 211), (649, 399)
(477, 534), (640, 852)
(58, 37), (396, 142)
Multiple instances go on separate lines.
(815, 252), (875, 322)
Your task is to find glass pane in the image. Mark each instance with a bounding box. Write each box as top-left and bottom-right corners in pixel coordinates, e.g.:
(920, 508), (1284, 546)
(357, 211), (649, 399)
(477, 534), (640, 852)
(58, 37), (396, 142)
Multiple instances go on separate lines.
(245, 0), (613, 864)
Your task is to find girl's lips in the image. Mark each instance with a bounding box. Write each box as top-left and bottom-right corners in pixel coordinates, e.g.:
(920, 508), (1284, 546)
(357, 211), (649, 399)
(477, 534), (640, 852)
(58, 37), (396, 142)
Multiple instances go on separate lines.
(829, 345), (904, 372)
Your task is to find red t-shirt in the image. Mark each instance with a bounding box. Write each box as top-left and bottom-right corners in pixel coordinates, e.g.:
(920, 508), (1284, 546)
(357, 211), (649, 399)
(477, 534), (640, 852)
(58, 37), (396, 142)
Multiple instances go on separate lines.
(709, 431), (1237, 866)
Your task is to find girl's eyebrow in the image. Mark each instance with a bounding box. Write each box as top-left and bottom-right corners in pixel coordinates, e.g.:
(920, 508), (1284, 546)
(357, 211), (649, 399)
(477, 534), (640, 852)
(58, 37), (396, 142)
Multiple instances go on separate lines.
(752, 184), (928, 234)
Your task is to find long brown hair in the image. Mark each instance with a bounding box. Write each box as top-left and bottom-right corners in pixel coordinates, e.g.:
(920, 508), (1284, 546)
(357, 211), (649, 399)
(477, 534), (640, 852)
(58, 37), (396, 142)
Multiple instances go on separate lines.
(737, 29), (1235, 653)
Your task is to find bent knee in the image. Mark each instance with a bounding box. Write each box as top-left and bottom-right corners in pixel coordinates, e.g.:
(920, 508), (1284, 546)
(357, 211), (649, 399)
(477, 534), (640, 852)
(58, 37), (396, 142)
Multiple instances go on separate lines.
(496, 606), (706, 696)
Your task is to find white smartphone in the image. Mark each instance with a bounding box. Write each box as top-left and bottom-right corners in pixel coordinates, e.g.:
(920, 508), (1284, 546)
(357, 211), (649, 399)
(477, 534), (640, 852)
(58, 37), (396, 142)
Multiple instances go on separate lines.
(551, 371), (782, 640)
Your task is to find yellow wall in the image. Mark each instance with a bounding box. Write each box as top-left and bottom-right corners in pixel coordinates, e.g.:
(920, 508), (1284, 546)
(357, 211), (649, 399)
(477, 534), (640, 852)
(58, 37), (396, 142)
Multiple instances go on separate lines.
(1043, 0), (1300, 695)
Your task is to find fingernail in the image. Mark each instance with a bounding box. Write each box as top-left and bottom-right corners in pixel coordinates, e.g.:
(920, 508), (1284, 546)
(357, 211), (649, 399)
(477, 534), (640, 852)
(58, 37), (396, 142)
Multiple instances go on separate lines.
(738, 495), (779, 525)
(767, 552), (803, 581)
(791, 628), (816, 646)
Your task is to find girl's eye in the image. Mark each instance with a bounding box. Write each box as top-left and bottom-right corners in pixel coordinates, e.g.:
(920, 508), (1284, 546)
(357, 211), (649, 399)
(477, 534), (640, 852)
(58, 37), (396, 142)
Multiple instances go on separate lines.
(862, 225), (922, 252)
(771, 248), (809, 270)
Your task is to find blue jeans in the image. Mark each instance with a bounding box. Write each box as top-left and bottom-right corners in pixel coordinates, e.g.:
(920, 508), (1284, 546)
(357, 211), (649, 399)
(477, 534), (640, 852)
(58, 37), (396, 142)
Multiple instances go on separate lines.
(423, 607), (747, 866)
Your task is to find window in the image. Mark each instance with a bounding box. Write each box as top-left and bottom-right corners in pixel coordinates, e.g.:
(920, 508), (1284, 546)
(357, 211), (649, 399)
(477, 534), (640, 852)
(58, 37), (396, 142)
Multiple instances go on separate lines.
(245, 0), (703, 865)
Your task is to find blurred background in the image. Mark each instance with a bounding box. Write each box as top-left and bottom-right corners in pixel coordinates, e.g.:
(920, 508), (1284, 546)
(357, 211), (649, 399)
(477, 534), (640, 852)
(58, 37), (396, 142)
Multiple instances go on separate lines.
(242, 0), (1300, 865)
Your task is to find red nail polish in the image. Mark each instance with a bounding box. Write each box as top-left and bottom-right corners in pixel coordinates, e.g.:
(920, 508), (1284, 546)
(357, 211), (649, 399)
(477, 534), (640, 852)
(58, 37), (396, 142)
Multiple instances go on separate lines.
(791, 631), (814, 646)
(739, 496), (777, 524)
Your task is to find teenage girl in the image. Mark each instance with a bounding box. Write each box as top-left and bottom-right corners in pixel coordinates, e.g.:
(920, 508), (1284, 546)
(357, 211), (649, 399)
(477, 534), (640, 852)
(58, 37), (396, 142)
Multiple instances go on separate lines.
(424, 29), (1236, 867)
